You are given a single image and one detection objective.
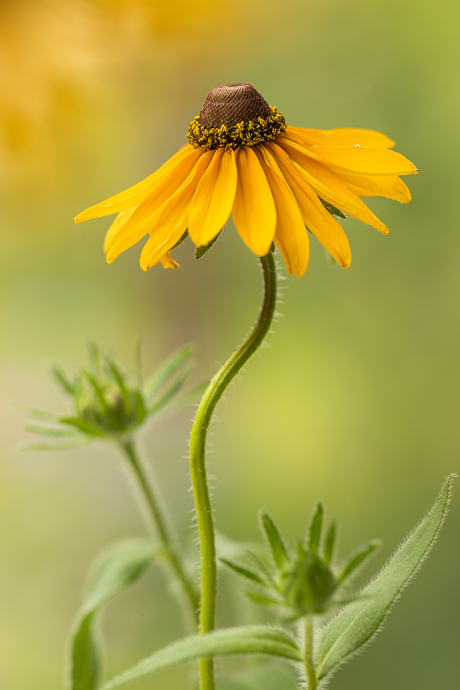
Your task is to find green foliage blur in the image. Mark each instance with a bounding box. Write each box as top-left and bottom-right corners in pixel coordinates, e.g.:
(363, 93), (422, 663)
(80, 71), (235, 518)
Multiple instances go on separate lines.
(0, 0), (458, 688)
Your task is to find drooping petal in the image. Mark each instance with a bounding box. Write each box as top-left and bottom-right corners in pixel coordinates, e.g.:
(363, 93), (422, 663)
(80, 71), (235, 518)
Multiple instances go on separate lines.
(232, 146), (277, 257)
(286, 126), (396, 149)
(265, 142), (352, 269)
(74, 145), (197, 222)
(139, 152), (214, 270)
(277, 138), (388, 234)
(160, 253), (180, 269)
(109, 147), (204, 238)
(188, 149), (237, 247)
(307, 145), (417, 176)
(104, 208), (153, 263)
(255, 147), (309, 278)
(339, 172), (412, 203)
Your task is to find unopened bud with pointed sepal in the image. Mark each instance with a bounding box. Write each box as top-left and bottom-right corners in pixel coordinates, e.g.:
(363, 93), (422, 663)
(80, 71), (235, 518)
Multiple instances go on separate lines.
(221, 501), (381, 621)
(22, 340), (208, 450)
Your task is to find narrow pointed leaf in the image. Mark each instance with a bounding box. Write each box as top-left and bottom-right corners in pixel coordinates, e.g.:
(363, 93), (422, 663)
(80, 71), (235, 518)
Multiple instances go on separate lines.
(307, 501), (324, 554)
(51, 365), (76, 395)
(100, 626), (302, 690)
(161, 380), (209, 413)
(148, 362), (194, 414)
(246, 591), (280, 606)
(144, 343), (196, 399)
(20, 440), (89, 452)
(259, 509), (290, 571)
(195, 231), (222, 259)
(323, 520), (337, 565)
(25, 424), (80, 438)
(109, 363), (131, 414)
(69, 539), (158, 690)
(18, 404), (59, 421)
(60, 417), (106, 437)
(335, 539), (382, 586)
(315, 476), (454, 680)
(245, 551), (275, 585)
(134, 391), (147, 425)
(220, 558), (266, 584)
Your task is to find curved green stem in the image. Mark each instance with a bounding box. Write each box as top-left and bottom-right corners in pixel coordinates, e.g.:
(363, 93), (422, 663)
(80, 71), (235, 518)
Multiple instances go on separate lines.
(119, 436), (199, 627)
(190, 252), (277, 690)
(304, 615), (318, 690)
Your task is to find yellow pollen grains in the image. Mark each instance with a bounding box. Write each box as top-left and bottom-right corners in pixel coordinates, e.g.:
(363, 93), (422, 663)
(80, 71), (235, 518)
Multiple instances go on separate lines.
(187, 107), (287, 151)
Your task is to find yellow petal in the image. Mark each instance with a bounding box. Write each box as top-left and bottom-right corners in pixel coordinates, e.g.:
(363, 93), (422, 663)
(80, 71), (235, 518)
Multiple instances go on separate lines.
(111, 147), (204, 237)
(140, 222), (188, 271)
(255, 147), (309, 278)
(232, 147), (277, 257)
(139, 152), (214, 270)
(286, 126), (395, 149)
(188, 149), (237, 247)
(308, 145), (417, 176)
(278, 138), (388, 234)
(339, 172), (412, 203)
(160, 253), (180, 269)
(74, 145), (197, 222)
(265, 143), (352, 269)
(104, 208), (150, 263)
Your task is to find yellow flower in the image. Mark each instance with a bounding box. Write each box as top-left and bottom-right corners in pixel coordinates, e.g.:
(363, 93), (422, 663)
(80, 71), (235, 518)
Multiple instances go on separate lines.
(75, 83), (417, 278)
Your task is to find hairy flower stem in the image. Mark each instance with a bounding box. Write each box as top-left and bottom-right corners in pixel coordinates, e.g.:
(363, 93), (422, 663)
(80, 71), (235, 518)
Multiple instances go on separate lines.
(190, 252), (277, 690)
(304, 615), (318, 690)
(119, 436), (199, 627)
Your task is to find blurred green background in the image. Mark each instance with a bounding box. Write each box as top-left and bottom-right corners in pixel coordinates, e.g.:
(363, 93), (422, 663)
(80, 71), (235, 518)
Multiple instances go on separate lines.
(1, 0), (459, 688)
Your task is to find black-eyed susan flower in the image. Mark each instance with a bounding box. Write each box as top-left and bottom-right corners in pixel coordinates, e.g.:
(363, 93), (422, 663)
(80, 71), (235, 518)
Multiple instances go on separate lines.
(75, 83), (417, 278)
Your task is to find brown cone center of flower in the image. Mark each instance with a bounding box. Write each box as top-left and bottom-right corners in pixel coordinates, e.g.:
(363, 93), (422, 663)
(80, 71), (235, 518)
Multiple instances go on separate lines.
(198, 83), (272, 128)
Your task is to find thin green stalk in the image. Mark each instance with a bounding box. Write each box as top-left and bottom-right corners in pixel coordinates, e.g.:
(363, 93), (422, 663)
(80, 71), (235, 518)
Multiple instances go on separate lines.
(119, 436), (199, 626)
(190, 252), (278, 690)
(304, 615), (318, 690)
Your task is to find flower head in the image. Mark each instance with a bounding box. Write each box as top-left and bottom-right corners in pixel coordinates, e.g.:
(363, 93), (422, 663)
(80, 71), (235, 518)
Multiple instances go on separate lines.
(75, 83), (417, 277)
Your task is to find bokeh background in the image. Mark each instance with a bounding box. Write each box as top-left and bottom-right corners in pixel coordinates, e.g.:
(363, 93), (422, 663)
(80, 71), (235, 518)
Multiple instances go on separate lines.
(1, 0), (459, 688)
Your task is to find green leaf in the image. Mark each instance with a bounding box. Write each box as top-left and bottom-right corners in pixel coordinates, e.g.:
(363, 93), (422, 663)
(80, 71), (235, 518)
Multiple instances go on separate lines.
(109, 362), (131, 415)
(148, 362), (195, 414)
(315, 476), (454, 681)
(18, 404), (59, 421)
(69, 539), (158, 690)
(144, 343), (196, 399)
(51, 365), (76, 395)
(335, 539), (382, 586)
(161, 380), (209, 413)
(169, 229), (188, 251)
(220, 558), (266, 584)
(319, 198), (346, 219)
(25, 424), (80, 438)
(195, 231), (222, 259)
(20, 439), (89, 452)
(134, 391), (147, 425)
(323, 519), (337, 566)
(246, 591), (280, 606)
(60, 417), (106, 437)
(307, 501), (324, 554)
(259, 509), (290, 571)
(99, 626), (302, 690)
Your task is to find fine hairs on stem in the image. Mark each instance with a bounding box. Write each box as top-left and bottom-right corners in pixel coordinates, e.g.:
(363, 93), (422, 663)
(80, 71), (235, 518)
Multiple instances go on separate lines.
(189, 251), (278, 690)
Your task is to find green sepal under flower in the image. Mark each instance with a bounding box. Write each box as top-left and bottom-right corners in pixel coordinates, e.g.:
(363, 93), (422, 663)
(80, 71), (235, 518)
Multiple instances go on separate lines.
(23, 340), (207, 449)
(221, 501), (381, 621)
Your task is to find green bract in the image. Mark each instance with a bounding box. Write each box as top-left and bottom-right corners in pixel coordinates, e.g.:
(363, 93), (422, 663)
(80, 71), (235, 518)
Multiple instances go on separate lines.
(23, 340), (207, 448)
(221, 502), (381, 621)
